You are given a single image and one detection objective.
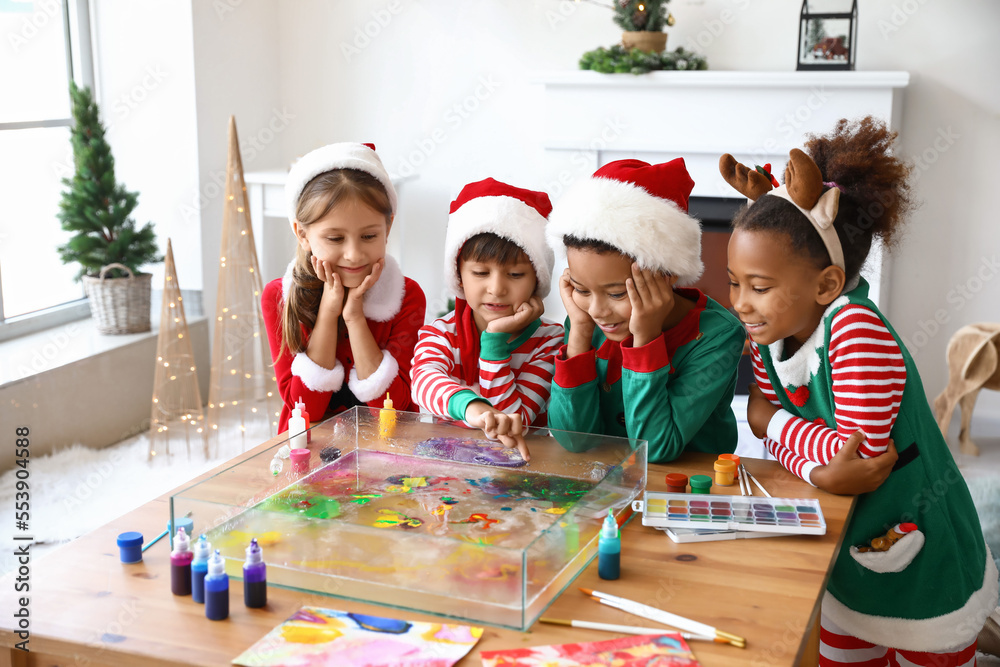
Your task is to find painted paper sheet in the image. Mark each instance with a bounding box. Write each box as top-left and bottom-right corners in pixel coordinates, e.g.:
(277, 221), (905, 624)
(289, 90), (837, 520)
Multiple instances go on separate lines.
(479, 632), (701, 667)
(233, 606), (483, 667)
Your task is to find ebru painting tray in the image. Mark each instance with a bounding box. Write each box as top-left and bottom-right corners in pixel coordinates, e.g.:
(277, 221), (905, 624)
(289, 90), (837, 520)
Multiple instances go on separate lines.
(632, 491), (827, 536)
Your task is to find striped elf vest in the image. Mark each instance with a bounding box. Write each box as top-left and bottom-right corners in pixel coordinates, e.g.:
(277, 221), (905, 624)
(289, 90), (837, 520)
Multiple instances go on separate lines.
(757, 278), (997, 651)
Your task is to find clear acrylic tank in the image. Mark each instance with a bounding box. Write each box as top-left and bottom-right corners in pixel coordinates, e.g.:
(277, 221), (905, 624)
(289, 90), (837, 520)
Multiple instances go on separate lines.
(171, 407), (647, 630)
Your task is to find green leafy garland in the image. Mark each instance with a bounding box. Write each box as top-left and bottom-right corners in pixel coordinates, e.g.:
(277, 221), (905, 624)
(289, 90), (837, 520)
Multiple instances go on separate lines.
(580, 45), (707, 74)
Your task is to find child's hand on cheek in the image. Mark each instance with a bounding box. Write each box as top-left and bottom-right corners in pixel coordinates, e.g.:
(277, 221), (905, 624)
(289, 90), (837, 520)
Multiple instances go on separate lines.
(559, 269), (595, 357)
(342, 258), (383, 326)
(626, 263), (676, 347)
(486, 296), (544, 335)
(559, 269), (592, 330)
(746, 383), (780, 439)
(312, 255), (345, 319)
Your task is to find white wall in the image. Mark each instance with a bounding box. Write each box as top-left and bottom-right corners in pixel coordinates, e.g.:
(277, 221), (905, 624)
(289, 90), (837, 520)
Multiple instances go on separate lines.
(269, 0), (1000, 423)
(87, 0), (1000, 427)
(90, 0), (200, 292)
(190, 0), (284, 333)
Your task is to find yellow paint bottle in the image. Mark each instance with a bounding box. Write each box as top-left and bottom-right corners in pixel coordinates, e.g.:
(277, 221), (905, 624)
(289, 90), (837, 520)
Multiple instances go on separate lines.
(379, 392), (396, 439)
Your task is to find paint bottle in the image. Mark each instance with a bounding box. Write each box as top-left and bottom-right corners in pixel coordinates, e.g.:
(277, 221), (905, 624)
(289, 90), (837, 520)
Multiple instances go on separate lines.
(288, 407), (307, 450)
(295, 396), (311, 444)
(269, 456), (283, 476)
(379, 392), (396, 439)
(191, 534), (211, 604)
(117, 531), (143, 563)
(204, 549), (229, 621)
(597, 512), (620, 580)
(243, 538), (267, 608)
(719, 453), (741, 479)
(290, 448), (310, 475)
(169, 527), (193, 596)
(714, 458), (737, 486)
(689, 474), (713, 495)
(664, 473), (688, 493)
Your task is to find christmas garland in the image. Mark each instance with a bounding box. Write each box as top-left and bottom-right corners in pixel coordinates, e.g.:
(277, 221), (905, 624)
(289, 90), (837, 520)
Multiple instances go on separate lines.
(579, 45), (707, 74)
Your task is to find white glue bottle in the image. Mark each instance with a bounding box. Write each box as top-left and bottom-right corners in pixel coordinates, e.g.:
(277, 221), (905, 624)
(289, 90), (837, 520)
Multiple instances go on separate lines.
(288, 406), (307, 450)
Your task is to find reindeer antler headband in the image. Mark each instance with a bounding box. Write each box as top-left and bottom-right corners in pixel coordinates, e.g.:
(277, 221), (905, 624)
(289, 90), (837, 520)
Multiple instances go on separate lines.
(719, 149), (844, 272)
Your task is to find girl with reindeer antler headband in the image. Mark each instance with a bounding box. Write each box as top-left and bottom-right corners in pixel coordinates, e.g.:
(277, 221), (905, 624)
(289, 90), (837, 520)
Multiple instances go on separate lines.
(723, 116), (995, 664)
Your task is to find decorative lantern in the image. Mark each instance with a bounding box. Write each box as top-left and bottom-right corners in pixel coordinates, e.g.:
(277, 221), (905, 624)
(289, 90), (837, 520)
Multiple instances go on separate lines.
(797, 0), (857, 71)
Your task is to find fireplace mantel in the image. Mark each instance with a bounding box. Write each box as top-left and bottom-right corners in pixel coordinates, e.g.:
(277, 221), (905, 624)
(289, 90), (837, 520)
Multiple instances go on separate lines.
(534, 70), (910, 306)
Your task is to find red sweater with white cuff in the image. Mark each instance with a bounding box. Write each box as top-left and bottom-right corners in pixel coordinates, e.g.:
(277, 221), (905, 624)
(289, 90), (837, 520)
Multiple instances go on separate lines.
(410, 299), (563, 426)
(751, 303), (906, 483)
(262, 256), (426, 433)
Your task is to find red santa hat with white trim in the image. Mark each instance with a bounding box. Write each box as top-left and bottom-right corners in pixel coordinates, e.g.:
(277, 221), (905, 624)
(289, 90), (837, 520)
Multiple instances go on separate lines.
(547, 158), (703, 285)
(284, 142), (397, 228)
(445, 178), (555, 298)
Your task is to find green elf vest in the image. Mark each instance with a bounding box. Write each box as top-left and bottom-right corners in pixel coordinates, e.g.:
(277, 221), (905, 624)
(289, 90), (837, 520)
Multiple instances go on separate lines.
(757, 279), (997, 651)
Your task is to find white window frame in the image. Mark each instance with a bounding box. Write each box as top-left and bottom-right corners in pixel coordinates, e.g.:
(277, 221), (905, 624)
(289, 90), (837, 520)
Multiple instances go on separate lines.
(0, 0), (95, 342)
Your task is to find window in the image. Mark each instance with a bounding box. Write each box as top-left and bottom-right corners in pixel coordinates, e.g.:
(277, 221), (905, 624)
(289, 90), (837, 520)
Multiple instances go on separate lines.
(0, 0), (94, 340)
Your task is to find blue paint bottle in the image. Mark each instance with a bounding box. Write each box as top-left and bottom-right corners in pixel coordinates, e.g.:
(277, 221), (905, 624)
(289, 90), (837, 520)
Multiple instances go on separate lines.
(598, 512), (620, 580)
(204, 549), (229, 621)
(191, 535), (211, 604)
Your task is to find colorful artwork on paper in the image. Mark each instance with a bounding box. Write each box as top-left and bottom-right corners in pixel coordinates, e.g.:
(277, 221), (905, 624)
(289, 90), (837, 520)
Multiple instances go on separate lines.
(231, 606), (483, 667)
(479, 632), (701, 667)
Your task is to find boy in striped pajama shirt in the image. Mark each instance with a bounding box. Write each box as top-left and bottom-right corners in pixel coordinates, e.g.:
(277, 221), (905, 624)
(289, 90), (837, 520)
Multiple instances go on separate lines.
(411, 178), (563, 461)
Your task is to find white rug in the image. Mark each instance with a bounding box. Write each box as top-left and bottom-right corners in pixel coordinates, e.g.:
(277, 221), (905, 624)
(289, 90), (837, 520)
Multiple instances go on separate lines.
(0, 430), (254, 576)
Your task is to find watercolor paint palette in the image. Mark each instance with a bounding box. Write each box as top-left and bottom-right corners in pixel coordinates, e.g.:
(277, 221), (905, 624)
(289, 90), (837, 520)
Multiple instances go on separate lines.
(632, 492), (826, 536)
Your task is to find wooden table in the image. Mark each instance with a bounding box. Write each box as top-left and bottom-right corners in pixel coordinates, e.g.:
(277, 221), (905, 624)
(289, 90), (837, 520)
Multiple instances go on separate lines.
(0, 439), (853, 667)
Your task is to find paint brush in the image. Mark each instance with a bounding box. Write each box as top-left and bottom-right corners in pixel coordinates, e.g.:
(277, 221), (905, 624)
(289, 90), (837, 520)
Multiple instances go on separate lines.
(742, 466), (772, 498)
(588, 596), (745, 648)
(580, 588), (746, 648)
(142, 528), (169, 553)
(539, 617), (722, 643)
(737, 465), (750, 496)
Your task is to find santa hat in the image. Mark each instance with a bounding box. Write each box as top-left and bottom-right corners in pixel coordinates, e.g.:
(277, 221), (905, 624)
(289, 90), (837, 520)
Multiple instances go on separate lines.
(284, 142), (397, 229)
(444, 178), (555, 298)
(547, 158), (703, 285)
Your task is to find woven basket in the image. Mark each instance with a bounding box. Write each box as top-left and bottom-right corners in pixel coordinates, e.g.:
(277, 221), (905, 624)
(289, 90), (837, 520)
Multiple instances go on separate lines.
(83, 263), (152, 334)
(622, 31), (668, 53)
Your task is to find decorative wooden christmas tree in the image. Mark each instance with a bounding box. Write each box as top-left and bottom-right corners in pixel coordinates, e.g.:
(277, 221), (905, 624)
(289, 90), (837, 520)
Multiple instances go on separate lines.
(149, 239), (205, 460)
(205, 116), (280, 453)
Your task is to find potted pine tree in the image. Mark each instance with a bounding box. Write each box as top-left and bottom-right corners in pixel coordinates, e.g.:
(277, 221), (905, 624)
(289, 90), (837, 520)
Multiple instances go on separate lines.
(614, 0), (674, 53)
(58, 82), (160, 334)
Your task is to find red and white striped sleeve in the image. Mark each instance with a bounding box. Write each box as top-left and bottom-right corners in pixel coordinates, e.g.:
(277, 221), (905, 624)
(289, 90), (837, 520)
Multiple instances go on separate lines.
(766, 304), (905, 466)
(478, 321), (563, 426)
(750, 342), (822, 482)
(410, 315), (467, 417)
